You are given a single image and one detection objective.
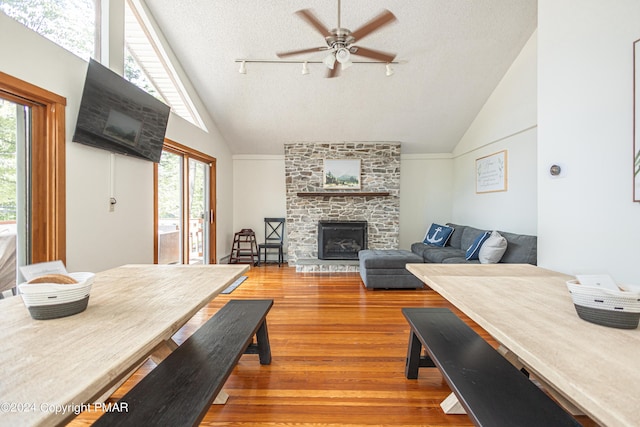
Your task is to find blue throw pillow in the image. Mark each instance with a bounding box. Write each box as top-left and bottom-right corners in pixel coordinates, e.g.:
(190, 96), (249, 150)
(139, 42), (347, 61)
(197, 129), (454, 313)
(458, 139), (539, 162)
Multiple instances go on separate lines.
(466, 231), (491, 260)
(423, 223), (454, 247)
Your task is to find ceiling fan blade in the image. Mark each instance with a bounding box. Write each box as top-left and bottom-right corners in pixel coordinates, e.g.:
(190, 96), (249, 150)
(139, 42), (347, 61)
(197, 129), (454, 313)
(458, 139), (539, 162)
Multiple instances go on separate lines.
(350, 46), (396, 63)
(350, 10), (397, 43)
(326, 65), (340, 78)
(296, 9), (332, 38)
(277, 47), (328, 58)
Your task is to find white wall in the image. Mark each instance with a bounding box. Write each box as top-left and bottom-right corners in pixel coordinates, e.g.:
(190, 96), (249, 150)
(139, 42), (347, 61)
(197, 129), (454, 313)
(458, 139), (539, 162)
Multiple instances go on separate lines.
(232, 155), (286, 248)
(399, 154), (453, 248)
(450, 31), (538, 235)
(0, 13), (234, 272)
(538, 1), (640, 283)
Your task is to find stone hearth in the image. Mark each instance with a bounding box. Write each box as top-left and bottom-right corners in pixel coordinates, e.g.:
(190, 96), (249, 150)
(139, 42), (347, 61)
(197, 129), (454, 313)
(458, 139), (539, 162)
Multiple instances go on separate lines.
(285, 142), (400, 272)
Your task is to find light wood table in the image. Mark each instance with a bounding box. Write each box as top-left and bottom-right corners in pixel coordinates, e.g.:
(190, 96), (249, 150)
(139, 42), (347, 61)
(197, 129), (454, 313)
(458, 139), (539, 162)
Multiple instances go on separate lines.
(406, 263), (640, 427)
(0, 264), (248, 427)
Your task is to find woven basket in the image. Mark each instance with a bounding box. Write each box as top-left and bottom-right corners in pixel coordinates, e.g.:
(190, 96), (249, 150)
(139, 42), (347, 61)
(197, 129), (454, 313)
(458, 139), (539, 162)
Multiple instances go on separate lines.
(19, 272), (95, 320)
(566, 280), (640, 329)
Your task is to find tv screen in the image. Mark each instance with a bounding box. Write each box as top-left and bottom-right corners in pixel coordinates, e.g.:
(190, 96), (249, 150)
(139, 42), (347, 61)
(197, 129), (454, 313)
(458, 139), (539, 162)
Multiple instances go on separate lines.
(73, 59), (170, 163)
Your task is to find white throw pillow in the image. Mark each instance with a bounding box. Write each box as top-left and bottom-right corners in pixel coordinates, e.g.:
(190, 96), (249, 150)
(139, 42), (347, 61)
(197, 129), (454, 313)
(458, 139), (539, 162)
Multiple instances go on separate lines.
(478, 231), (508, 264)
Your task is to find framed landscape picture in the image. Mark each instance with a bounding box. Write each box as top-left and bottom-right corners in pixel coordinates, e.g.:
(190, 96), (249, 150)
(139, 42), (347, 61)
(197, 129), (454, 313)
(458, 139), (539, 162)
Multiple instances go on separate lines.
(323, 159), (361, 189)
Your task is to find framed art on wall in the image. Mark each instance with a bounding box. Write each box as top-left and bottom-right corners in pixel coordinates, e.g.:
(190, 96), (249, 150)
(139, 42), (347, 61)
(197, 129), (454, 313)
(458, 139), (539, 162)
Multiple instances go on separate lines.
(476, 150), (508, 193)
(323, 159), (361, 189)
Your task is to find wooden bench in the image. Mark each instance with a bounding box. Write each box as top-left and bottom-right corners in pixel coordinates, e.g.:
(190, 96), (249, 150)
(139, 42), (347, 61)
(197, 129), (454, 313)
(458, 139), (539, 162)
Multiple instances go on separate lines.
(94, 299), (273, 427)
(402, 307), (581, 427)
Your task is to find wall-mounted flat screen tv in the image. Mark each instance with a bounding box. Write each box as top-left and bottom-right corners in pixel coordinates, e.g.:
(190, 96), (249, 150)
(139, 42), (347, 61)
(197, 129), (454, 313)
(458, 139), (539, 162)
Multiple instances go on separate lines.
(73, 59), (170, 163)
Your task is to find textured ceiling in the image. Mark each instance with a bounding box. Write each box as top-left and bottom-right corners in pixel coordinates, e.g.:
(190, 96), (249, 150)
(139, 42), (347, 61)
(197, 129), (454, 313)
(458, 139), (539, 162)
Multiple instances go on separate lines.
(145, 0), (537, 155)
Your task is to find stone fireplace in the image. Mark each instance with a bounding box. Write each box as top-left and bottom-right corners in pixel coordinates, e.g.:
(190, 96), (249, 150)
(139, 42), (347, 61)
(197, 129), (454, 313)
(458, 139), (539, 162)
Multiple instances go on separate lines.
(285, 142), (400, 272)
(317, 220), (368, 260)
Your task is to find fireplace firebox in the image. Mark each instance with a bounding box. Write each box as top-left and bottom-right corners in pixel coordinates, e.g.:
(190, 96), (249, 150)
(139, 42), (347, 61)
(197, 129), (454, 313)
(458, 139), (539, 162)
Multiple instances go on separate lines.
(318, 221), (368, 260)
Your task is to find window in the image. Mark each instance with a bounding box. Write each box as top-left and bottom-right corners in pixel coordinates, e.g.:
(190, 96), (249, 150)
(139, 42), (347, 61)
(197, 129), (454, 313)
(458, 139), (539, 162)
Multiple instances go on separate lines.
(155, 140), (216, 264)
(124, 0), (206, 129)
(0, 0), (98, 60)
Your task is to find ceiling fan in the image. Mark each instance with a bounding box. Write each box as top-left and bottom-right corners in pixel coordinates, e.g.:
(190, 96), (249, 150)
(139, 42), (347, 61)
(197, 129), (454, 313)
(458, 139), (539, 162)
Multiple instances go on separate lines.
(277, 0), (397, 78)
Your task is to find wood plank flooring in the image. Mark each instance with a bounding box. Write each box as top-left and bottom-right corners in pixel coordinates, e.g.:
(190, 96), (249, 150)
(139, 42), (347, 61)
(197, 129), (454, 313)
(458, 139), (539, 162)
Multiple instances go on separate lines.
(69, 265), (595, 426)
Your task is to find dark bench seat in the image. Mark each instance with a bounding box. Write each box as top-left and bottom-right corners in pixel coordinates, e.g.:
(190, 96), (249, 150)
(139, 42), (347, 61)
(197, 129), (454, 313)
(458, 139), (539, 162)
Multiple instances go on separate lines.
(402, 307), (581, 427)
(94, 299), (273, 427)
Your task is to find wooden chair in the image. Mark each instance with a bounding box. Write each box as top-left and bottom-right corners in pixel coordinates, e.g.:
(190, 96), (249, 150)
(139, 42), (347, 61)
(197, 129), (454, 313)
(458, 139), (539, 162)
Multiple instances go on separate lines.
(258, 218), (285, 266)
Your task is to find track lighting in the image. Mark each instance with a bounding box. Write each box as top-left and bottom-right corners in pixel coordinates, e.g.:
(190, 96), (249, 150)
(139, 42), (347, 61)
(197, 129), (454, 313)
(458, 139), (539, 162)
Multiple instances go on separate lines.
(385, 63), (394, 76)
(234, 59), (401, 77)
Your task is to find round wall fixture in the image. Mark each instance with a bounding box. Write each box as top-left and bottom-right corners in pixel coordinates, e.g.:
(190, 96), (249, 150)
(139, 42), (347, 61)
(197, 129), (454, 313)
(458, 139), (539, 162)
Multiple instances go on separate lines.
(549, 164), (562, 176)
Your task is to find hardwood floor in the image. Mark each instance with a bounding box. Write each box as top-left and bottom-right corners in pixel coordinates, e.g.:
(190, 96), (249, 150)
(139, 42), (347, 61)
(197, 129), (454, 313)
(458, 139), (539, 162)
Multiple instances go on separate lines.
(69, 265), (594, 426)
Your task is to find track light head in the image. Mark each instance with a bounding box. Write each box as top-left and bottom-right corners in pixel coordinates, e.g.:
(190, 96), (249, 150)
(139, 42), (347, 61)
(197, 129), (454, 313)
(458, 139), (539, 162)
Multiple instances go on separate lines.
(385, 63), (394, 76)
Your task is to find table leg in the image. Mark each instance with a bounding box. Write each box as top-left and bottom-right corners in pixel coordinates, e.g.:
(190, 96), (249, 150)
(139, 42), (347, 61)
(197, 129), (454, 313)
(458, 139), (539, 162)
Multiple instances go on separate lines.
(149, 339), (179, 364)
(94, 359), (146, 403)
(213, 390), (229, 404)
(440, 392), (467, 414)
(498, 345), (584, 416)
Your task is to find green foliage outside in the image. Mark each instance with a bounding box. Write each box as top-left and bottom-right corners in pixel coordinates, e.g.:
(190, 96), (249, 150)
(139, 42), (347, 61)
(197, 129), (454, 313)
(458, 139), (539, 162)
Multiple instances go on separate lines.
(158, 151), (181, 223)
(0, 101), (18, 221)
(124, 48), (164, 102)
(157, 152), (206, 226)
(0, 0), (96, 60)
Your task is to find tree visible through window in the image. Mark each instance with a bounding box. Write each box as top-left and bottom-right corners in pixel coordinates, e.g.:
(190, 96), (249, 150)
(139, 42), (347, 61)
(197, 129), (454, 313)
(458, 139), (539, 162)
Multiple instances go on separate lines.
(0, 0), (97, 60)
(0, 100), (18, 222)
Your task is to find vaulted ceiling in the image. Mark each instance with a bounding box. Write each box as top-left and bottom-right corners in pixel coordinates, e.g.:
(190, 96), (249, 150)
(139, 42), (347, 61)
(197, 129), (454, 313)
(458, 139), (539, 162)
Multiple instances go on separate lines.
(145, 0), (537, 155)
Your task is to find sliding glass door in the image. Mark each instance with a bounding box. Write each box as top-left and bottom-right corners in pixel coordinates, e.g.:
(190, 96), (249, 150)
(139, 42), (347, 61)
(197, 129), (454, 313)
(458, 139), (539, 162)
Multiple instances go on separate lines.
(0, 72), (66, 287)
(187, 158), (209, 264)
(155, 140), (216, 264)
(156, 150), (183, 264)
(0, 98), (29, 293)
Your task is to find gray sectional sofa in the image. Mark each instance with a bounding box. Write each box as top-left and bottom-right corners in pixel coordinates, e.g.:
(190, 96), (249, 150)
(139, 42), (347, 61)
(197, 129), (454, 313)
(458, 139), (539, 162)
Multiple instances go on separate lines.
(358, 223), (537, 289)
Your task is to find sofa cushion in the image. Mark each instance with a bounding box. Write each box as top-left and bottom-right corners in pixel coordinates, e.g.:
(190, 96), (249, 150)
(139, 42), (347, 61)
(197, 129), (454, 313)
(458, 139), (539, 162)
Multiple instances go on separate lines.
(460, 226), (488, 253)
(465, 231), (491, 260)
(498, 230), (537, 264)
(479, 231), (508, 264)
(445, 223), (466, 249)
(411, 242), (462, 262)
(422, 247), (466, 263)
(423, 223), (454, 247)
(410, 242), (430, 259)
(359, 249), (423, 269)
(442, 256), (480, 264)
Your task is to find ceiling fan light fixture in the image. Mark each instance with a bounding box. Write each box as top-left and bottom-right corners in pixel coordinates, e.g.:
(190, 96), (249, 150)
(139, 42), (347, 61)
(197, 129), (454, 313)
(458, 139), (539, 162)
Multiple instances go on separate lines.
(336, 47), (352, 70)
(336, 47), (350, 63)
(238, 61), (247, 74)
(385, 63), (394, 76)
(323, 52), (336, 69)
(302, 61), (310, 75)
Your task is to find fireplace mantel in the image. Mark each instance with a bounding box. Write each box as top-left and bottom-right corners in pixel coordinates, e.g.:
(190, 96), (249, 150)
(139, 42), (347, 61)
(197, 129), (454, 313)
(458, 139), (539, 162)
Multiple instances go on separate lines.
(296, 192), (390, 197)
